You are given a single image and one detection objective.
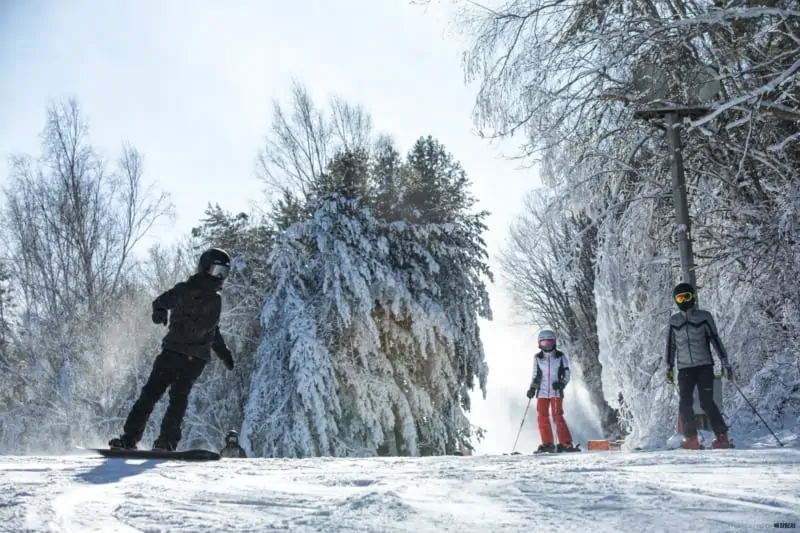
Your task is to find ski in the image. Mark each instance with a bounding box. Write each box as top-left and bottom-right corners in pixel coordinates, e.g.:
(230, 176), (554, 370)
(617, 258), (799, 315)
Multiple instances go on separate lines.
(669, 445), (737, 451)
(80, 446), (221, 461)
(503, 444), (582, 455)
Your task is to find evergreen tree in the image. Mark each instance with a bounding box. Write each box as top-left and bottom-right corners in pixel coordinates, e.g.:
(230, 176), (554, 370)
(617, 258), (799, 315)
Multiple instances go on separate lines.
(370, 135), (404, 221)
(401, 136), (476, 224)
(242, 191), (492, 457)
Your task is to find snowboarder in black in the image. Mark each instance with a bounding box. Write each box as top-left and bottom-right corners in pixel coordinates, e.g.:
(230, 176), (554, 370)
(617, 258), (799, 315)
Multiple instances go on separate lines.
(109, 248), (235, 451)
(665, 282), (734, 450)
(219, 430), (247, 458)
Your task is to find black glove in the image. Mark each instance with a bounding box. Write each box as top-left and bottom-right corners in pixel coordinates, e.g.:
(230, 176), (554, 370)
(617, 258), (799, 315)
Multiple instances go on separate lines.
(552, 381), (565, 391)
(722, 365), (733, 380)
(152, 308), (167, 325)
(527, 377), (541, 399)
(217, 348), (234, 371)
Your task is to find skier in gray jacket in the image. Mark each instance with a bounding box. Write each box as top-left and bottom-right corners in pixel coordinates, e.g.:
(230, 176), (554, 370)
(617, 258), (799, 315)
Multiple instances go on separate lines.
(665, 282), (734, 449)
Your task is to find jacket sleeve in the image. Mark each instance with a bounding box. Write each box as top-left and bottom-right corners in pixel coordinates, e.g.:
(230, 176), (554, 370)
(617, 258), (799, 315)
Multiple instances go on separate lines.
(152, 282), (185, 312)
(212, 326), (229, 356)
(665, 325), (675, 369)
(238, 446), (247, 458)
(530, 358), (541, 387)
(559, 354), (571, 385)
(706, 314), (730, 367)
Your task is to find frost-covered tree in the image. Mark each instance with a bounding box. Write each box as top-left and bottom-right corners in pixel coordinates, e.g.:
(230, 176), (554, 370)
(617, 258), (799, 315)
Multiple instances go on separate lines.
(0, 98), (173, 452)
(256, 80), (374, 201)
(242, 190), (491, 457)
(442, 0), (800, 446)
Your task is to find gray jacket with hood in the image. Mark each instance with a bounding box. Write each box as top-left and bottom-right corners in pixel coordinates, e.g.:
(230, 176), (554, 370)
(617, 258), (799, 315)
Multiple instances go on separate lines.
(666, 308), (731, 371)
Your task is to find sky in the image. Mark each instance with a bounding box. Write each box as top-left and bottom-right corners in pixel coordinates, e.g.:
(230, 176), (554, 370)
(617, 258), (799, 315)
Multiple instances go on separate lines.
(0, 0), (602, 453)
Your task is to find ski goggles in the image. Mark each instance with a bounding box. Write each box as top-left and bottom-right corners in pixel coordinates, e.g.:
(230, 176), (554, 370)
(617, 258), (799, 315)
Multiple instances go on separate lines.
(674, 292), (694, 304)
(208, 263), (230, 280)
(538, 338), (556, 348)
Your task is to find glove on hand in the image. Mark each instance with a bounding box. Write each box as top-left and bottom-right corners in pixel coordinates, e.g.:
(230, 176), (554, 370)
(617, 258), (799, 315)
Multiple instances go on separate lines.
(666, 368), (674, 384)
(552, 381), (565, 391)
(722, 366), (733, 380)
(527, 377), (542, 398)
(217, 348), (234, 371)
(152, 308), (167, 326)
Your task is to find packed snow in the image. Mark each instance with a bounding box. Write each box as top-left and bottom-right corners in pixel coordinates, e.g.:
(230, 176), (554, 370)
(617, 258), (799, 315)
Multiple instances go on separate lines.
(2, 445), (798, 533)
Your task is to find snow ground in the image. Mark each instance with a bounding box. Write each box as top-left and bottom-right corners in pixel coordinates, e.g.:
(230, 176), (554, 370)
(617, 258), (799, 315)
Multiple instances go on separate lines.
(1, 447), (798, 533)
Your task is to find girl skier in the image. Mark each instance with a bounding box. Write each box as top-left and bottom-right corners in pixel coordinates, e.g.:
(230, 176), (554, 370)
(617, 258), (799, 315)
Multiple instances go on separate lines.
(526, 329), (579, 453)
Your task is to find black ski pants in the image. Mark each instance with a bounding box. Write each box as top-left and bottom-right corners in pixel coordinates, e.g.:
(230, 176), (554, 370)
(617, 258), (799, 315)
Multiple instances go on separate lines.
(123, 349), (206, 445)
(678, 363), (728, 438)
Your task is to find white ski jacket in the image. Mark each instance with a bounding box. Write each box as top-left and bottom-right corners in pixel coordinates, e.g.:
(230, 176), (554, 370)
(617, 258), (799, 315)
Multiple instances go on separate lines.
(530, 349), (571, 399)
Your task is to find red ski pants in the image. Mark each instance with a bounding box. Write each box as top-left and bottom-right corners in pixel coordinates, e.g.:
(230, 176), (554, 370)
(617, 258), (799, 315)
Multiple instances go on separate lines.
(537, 397), (572, 446)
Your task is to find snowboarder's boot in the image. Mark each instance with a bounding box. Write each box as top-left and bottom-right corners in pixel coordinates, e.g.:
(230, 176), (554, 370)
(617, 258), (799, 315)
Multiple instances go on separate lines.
(711, 433), (733, 449)
(557, 443), (580, 452)
(109, 434), (137, 450)
(535, 443), (556, 453)
(152, 436), (177, 451)
(680, 435), (703, 450)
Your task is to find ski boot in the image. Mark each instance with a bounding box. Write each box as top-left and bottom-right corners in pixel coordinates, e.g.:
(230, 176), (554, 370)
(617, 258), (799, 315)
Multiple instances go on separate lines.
(108, 434), (137, 450)
(557, 443), (581, 453)
(680, 435), (703, 450)
(711, 433), (734, 449)
(535, 443), (556, 454)
(152, 436), (177, 451)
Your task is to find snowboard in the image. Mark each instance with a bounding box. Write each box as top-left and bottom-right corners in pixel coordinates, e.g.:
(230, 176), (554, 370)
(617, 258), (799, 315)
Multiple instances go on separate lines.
(83, 447), (221, 461)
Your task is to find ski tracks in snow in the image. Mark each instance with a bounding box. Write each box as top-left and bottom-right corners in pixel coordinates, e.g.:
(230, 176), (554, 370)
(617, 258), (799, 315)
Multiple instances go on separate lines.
(1, 448), (799, 532)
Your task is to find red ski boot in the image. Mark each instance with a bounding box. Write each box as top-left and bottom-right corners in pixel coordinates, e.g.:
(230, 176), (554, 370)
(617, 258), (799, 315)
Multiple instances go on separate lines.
(712, 433), (733, 449)
(680, 435), (703, 450)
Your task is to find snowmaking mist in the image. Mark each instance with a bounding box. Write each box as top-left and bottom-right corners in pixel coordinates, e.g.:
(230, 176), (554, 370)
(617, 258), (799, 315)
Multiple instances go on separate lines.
(468, 308), (603, 455)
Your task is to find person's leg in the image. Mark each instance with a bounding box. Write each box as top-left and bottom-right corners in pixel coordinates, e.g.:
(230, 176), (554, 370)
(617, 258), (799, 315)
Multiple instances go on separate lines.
(156, 355), (206, 450)
(695, 364), (731, 447)
(678, 366), (703, 449)
(551, 397), (573, 446)
(115, 351), (176, 447)
(677, 366), (700, 437)
(536, 397), (555, 450)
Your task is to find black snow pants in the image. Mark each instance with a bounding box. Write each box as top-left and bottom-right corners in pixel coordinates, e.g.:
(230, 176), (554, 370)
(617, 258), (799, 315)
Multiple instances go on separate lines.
(678, 363), (728, 438)
(123, 349), (206, 446)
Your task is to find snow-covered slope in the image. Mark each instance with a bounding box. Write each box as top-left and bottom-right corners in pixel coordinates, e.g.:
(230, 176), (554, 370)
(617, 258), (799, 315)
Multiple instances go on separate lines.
(2, 447), (798, 532)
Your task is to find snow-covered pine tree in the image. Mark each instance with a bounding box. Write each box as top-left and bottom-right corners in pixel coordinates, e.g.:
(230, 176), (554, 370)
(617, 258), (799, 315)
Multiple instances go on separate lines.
(241, 210), (343, 458)
(242, 190), (491, 457)
(241, 88), (493, 457)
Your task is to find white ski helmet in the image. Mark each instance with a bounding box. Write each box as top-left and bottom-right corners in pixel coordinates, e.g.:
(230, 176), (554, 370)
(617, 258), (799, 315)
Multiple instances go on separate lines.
(538, 329), (557, 351)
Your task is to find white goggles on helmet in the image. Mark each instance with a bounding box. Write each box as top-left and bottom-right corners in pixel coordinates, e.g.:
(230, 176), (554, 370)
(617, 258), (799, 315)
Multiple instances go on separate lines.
(208, 263), (230, 279)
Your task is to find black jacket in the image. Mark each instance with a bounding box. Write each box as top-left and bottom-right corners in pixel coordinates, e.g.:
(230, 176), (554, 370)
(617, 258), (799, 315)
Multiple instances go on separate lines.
(152, 274), (231, 363)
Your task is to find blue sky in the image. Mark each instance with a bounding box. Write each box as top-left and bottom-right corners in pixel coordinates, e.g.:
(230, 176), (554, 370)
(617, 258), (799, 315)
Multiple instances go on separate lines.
(0, 0), (600, 453)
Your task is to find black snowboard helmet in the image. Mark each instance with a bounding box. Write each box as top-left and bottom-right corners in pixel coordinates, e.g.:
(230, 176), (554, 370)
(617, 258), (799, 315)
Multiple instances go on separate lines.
(198, 248), (231, 281)
(226, 430), (239, 445)
(673, 282), (696, 311)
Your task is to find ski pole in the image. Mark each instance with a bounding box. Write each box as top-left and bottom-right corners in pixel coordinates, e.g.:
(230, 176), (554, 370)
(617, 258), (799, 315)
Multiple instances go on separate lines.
(511, 398), (532, 455)
(732, 380), (784, 447)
